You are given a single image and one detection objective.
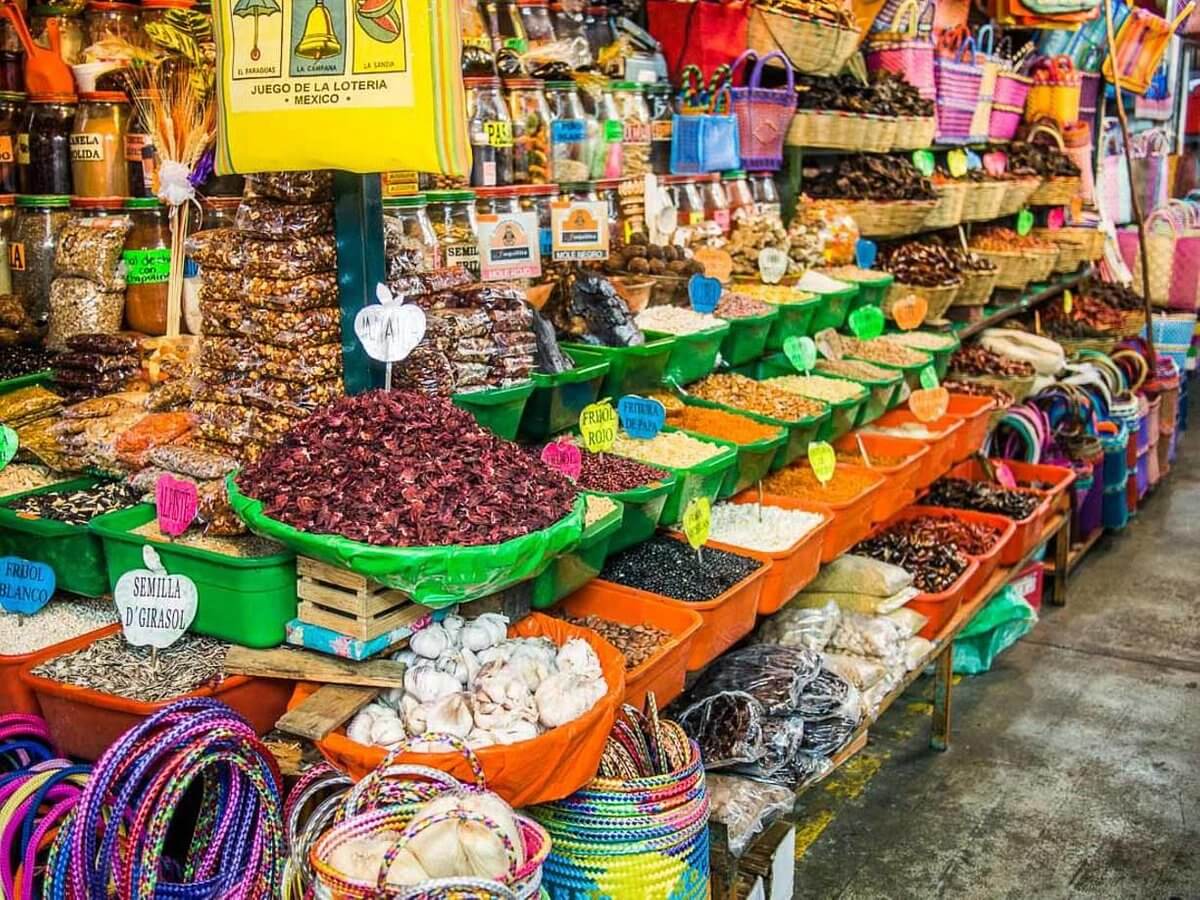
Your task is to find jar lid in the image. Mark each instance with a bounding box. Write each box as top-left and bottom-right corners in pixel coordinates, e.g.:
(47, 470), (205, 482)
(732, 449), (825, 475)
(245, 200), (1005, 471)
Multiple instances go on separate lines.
(79, 90), (128, 103)
(86, 1), (139, 10)
(721, 169), (749, 180)
(28, 92), (77, 104)
(425, 189), (477, 203)
(141, 0), (195, 9)
(608, 81), (643, 91)
(383, 194), (429, 208)
(556, 182), (593, 192)
(463, 76), (501, 89)
(70, 196), (125, 209)
(124, 197), (162, 209)
(0, 195), (14, 206)
(512, 184), (558, 197)
(202, 196), (242, 209)
(17, 195), (71, 208)
(658, 174), (698, 186)
(473, 185), (525, 198)
(502, 78), (543, 90)
(0, 91), (26, 102)
(517, 0), (550, 6)
(30, 5), (72, 13)
(545, 81), (576, 90)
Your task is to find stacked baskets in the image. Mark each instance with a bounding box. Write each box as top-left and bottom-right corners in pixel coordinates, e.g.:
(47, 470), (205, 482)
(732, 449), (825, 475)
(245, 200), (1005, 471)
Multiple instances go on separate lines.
(839, 198), (939, 238)
(748, 3), (860, 76)
(1033, 226), (1100, 273)
(924, 178), (968, 229)
(972, 244), (1060, 290)
(883, 278), (962, 322)
(960, 178), (1008, 222)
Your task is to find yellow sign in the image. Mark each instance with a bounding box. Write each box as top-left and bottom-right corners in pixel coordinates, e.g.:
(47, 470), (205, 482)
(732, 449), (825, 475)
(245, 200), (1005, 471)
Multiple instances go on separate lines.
(579, 401), (617, 453)
(807, 441), (836, 484)
(682, 496), (711, 550)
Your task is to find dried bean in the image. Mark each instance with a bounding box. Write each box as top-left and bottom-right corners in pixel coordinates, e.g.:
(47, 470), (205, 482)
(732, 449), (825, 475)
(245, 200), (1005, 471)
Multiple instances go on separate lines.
(601, 534), (762, 602)
(559, 613), (669, 669)
(926, 477), (1043, 520)
(6, 481), (142, 526)
(569, 448), (669, 493)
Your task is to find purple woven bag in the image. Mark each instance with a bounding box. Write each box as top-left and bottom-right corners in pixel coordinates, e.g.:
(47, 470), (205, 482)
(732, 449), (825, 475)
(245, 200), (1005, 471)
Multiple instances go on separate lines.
(935, 36), (983, 143)
(728, 49), (795, 171)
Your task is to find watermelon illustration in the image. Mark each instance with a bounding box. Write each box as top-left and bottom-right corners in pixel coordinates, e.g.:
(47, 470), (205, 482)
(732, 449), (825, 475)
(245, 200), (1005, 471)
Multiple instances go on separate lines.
(356, 0), (401, 41)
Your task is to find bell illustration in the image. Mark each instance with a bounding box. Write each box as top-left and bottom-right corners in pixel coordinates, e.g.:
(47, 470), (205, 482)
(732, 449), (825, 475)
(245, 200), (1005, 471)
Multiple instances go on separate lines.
(294, 0), (342, 60)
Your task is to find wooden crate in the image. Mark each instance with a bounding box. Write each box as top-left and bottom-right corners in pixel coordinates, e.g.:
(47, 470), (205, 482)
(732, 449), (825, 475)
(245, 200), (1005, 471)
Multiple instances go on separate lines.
(296, 557), (427, 641)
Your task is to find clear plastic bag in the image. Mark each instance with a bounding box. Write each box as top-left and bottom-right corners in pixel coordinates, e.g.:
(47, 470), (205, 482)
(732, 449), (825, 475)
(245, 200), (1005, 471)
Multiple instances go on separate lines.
(149, 444), (239, 480)
(56, 352), (140, 373)
(245, 170), (335, 204)
(757, 601), (841, 652)
(195, 400), (301, 447)
(199, 337), (343, 382)
(887, 607), (929, 639)
(902, 636), (934, 671)
(796, 667), (859, 719)
(234, 199), (334, 241)
(54, 218), (132, 289)
(66, 333), (140, 356)
(685, 646), (822, 716)
(793, 585), (920, 615)
(677, 690), (764, 769)
(806, 554), (914, 597)
(821, 652), (888, 692)
(827, 610), (908, 662)
(188, 228), (337, 277)
(202, 301), (340, 348)
(800, 716), (858, 756)
(46, 278), (125, 349)
(705, 775), (795, 856)
(758, 716), (806, 773)
(732, 748), (834, 789)
(196, 369), (344, 416)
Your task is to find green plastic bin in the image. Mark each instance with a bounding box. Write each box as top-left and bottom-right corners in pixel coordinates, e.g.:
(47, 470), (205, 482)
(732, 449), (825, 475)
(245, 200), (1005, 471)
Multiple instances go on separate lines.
(562, 337), (676, 397)
(814, 368), (904, 426)
(0, 371), (53, 396)
(668, 419), (786, 499)
(730, 352), (795, 381)
(681, 395), (829, 471)
(763, 294), (823, 350)
(452, 380), (535, 441)
(0, 477), (116, 597)
(644, 322), (730, 387)
(883, 333), (960, 379)
(848, 349), (933, 392)
(718, 308), (778, 367)
(88, 504), (297, 648)
(586, 475), (675, 554)
(841, 271), (893, 312)
(757, 377), (870, 444)
(809, 284), (859, 334)
(610, 438), (737, 525)
(530, 498), (624, 609)
(519, 360), (610, 441)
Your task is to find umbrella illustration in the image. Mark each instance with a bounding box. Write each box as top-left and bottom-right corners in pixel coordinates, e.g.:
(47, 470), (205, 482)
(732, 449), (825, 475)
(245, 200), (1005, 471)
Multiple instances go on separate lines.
(233, 0), (281, 61)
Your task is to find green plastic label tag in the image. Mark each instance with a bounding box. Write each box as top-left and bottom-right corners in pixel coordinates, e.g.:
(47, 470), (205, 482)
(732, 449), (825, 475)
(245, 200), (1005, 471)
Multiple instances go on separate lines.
(912, 150), (935, 176)
(783, 335), (817, 374)
(1016, 209), (1034, 236)
(848, 305), (884, 340)
(0, 425), (15, 470)
(808, 441), (836, 484)
(919, 365), (939, 390)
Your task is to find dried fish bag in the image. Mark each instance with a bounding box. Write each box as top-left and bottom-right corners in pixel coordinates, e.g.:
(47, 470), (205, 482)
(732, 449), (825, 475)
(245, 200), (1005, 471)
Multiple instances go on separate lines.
(234, 198), (334, 241)
(46, 278), (125, 349)
(149, 444), (239, 480)
(246, 170), (335, 204)
(54, 218), (132, 289)
(188, 228), (337, 277)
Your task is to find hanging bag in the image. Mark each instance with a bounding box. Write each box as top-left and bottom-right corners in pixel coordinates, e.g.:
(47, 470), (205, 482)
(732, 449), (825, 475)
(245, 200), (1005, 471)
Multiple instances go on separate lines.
(728, 49), (795, 171)
(1026, 56), (1082, 128)
(970, 24), (999, 142)
(988, 36), (1033, 141)
(934, 33), (984, 144)
(1165, 199), (1200, 312)
(670, 68), (743, 175)
(1103, 3), (1195, 95)
(646, 0), (751, 83)
(865, 0), (936, 101)
(1101, 127), (1133, 224)
(1131, 128), (1170, 217)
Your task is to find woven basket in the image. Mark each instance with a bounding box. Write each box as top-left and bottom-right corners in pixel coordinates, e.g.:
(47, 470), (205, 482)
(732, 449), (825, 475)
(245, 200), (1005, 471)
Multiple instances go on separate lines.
(923, 180), (967, 229)
(997, 176), (1043, 216)
(837, 198), (938, 238)
(786, 109), (869, 151)
(860, 115), (899, 153)
(1118, 310), (1147, 337)
(1058, 334), (1120, 356)
(1033, 227), (1094, 273)
(950, 372), (1036, 402)
(891, 116), (937, 150)
(748, 7), (860, 76)
(960, 180), (1006, 222)
(1029, 175), (1082, 207)
(883, 278), (961, 321)
(952, 268), (998, 306)
(972, 247), (1058, 289)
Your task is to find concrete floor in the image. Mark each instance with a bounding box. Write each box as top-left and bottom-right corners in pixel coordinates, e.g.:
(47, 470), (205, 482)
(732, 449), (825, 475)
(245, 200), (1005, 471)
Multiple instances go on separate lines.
(792, 417), (1200, 899)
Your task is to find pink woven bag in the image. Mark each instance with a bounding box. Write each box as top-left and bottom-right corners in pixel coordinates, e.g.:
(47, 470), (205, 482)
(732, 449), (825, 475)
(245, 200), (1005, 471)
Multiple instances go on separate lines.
(1166, 200), (1200, 312)
(728, 49), (796, 172)
(934, 34), (984, 144)
(865, 0), (935, 101)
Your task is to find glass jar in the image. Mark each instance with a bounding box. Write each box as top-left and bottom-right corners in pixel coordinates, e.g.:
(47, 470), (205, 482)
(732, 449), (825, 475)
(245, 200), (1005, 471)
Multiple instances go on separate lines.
(474, 184), (523, 218)
(722, 169), (755, 221)
(71, 92), (130, 198)
(21, 94), (76, 196)
(504, 78), (550, 185)
(122, 197), (171, 335)
(460, 0), (496, 76)
(0, 193), (14, 240)
(551, 2), (590, 65)
(515, 183), (556, 259)
(137, 0), (194, 50)
(465, 76), (514, 188)
(546, 81), (592, 184)
(427, 189), (480, 277)
(663, 175), (704, 228)
(494, 0), (528, 53)
(702, 173), (730, 234)
(31, 9), (85, 64)
(0, 20), (22, 93)
(201, 196), (240, 230)
(84, 0), (138, 44)
(0, 92), (23, 195)
(383, 194), (440, 273)
(12, 194), (71, 326)
(584, 5), (613, 59)
(646, 83), (674, 176)
(69, 195), (124, 217)
(201, 169), (245, 198)
(609, 81), (650, 179)
(593, 177), (623, 246)
(517, 0), (556, 50)
(125, 91), (156, 198)
(591, 86), (622, 180)
(751, 171), (782, 223)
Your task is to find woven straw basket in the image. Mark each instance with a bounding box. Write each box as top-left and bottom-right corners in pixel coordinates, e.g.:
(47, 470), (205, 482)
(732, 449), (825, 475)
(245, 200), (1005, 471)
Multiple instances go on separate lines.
(860, 115), (899, 152)
(960, 180), (1006, 222)
(838, 198), (938, 238)
(748, 7), (860, 76)
(952, 268), (998, 306)
(1029, 175), (1082, 207)
(973, 247), (1059, 290)
(891, 116), (937, 150)
(924, 180), (967, 229)
(883, 279), (961, 321)
(786, 110), (869, 150)
(997, 176), (1043, 216)
(1034, 227), (1094, 273)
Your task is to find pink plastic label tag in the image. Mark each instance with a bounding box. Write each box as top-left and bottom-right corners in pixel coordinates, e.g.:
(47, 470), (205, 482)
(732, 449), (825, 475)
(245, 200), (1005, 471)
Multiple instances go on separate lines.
(155, 474), (198, 537)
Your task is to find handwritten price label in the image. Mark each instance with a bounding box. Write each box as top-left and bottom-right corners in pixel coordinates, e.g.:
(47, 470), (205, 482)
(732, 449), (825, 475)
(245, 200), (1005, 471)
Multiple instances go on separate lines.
(155, 474), (198, 538)
(617, 395), (666, 440)
(0, 557), (55, 617)
(687, 274), (722, 314)
(579, 401), (617, 453)
(808, 441), (836, 484)
(848, 305), (884, 341)
(682, 496), (711, 550)
(909, 386), (949, 422)
(114, 546), (197, 650)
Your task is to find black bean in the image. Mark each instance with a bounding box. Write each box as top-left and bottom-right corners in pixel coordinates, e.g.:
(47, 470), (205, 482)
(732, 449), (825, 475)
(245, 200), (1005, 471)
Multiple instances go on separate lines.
(601, 535), (762, 602)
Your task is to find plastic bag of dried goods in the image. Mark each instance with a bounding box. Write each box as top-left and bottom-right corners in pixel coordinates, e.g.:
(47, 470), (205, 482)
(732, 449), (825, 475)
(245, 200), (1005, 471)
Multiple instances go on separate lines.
(676, 691), (765, 769)
(805, 554), (914, 596)
(821, 652), (888, 692)
(684, 645), (822, 716)
(757, 601), (841, 652)
(801, 715), (858, 757)
(887, 607), (929, 639)
(795, 667), (861, 720)
(706, 775), (795, 856)
(827, 610), (908, 662)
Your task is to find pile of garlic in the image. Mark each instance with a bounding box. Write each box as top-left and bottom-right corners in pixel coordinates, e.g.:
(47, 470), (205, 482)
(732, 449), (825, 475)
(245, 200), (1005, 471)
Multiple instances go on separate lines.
(346, 612), (608, 751)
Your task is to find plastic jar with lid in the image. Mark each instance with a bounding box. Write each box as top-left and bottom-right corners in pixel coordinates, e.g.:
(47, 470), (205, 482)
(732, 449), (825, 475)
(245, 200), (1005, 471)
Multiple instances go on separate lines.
(12, 194), (71, 325)
(30, 9), (85, 64)
(465, 76), (514, 188)
(383, 194), (440, 274)
(584, 5), (614, 58)
(125, 91), (157, 197)
(591, 86), (623, 180)
(646, 84), (674, 175)
(517, 0), (556, 50)
(426, 189), (480, 277)
(20, 94), (75, 196)
(69, 195), (125, 218)
(122, 197), (172, 335)
(514, 183), (556, 260)
(504, 78), (551, 185)
(0, 18), (21, 93)
(546, 81), (593, 184)
(593, 177), (624, 247)
(662, 175), (704, 228)
(494, 0), (528, 54)
(137, 0), (194, 50)
(0, 92), (23, 194)
(71, 92), (130, 198)
(751, 172), (782, 223)
(701, 174), (731, 234)
(608, 82), (651, 179)
(460, 0), (495, 76)
(84, 1), (138, 44)
(722, 170), (755, 221)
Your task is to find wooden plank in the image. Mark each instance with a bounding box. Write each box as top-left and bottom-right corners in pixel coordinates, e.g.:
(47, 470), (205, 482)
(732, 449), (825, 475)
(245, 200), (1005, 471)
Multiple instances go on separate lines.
(299, 600), (428, 641)
(275, 683), (379, 741)
(297, 578), (408, 617)
(223, 645), (408, 687)
(297, 556), (371, 590)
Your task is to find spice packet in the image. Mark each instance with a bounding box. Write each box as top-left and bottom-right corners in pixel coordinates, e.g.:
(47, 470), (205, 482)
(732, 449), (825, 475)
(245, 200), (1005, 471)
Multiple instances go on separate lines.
(54, 218), (133, 290)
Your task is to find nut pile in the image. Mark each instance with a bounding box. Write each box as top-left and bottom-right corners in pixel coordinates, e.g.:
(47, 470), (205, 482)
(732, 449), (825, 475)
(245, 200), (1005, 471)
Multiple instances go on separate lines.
(882, 332), (957, 353)
(1084, 280), (1143, 311)
(0, 464), (59, 497)
(878, 242), (962, 287)
(949, 345), (1035, 378)
(6, 481), (143, 526)
(690, 374), (826, 421)
(715, 293), (772, 319)
(803, 156), (936, 202)
(842, 337), (931, 367)
(635, 306), (723, 335)
(611, 430), (727, 469)
(601, 535), (762, 602)
(0, 595), (118, 654)
(725, 216), (795, 277)
(1008, 141), (1081, 178)
(851, 531), (968, 593)
(559, 614), (669, 669)
(764, 375), (866, 403)
(926, 477), (1043, 519)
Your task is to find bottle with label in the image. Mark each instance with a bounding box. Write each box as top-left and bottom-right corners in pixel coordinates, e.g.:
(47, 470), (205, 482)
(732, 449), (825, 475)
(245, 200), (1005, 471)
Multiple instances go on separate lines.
(494, 0), (528, 54)
(122, 197), (172, 335)
(515, 183), (556, 261)
(591, 87), (622, 180)
(751, 171), (782, 223)
(21, 94), (76, 195)
(125, 91), (156, 198)
(504, 78), (551, 185)
(702, 173), (731, 235)
(71, 91), (130, 198)
(427, 189), (480, 277)
(0, 16), (22, 92)
(609, 81), (651, 179)
(460, 0), (496, 76)
(722, 169), (755, 221)
(0, 91), (23, 194)
(546, 81), (593, 184)
(465, 76), (514, 188)
(662, 175), (704, 228)
(517, 0), (556, 50)
(583, 4), (614, 60)
(0, 195), (12, 293)
(646, 83), (674, 175)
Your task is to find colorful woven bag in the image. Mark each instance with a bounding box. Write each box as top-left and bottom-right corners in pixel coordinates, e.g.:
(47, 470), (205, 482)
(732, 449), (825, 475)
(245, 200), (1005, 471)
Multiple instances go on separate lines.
(865, 0), (936, 101)
(934, 34), (984, 144)
(728, 49), (795, 171)
(671, 67), (742, 175)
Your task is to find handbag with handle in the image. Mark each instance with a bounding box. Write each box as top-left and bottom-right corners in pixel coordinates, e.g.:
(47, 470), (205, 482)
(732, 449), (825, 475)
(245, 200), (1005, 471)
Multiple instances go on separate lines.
(865, 0), (936, 101)
(671, 67), (743, 175)
(728, 50), (795, 171)
(646, 0), (750, 83)
(1103, 3), (1196, 95)
(1101, 127), (1133, 225)
(934, 33), (984, 144)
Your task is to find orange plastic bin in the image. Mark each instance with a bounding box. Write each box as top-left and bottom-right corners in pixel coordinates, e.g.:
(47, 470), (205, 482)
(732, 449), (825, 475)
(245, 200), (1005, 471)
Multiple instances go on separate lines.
(881, 505), (1017, 601)
(944, 394), (998, 460)
(947, 458), (1077, 516)
(19, 625), (294, 761)
(905, 557), (979, 640)
(559, 582), (703, 709)
(862, 411), (964, 488)
(0, 625), (115, 716)
(712, 503), (830, 613)
(834, 432), (930, 522)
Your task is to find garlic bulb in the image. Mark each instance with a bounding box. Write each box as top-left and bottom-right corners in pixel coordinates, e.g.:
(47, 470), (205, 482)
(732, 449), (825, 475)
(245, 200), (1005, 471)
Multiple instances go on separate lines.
(404, 666), (461, 704)
(435, 647), (480, 686)
(327, 831), (429, 886)
(368, 713), (406, 747)
(346, 709), (376, 745)
(535, 671), (606, 728)
(405, 791), (523, 880)
(506, 639), (558, 690)
(392, 648), (416, 667)
(490, 720), (539, 745)
(472, 661), (537, 731)
(476, 644), (514, 666)
(411, 623), (451, 659)
(442, 614), (465, 646)
(407, 693), (474, 738)
(381, 686), (406, 710)
(556, 638), (602, 680)
(461, 613), (509, 651)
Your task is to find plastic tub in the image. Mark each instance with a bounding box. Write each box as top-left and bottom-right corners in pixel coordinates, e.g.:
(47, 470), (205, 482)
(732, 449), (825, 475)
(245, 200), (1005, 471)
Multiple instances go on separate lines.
(681, 395), (829, 471)
(562, 338), (676, 397)
(905, 557), (980, 640)
(610, 437), (738, 526)
(669, 403), (788, 499)
(451, 380), (536, 441)
(816, 392), (869, 443)
(0, 371), (53, 395)
(520, 360), (609, 441)
(730, 352), (794, 381)
(862, 411), (964, 487)
(19, 625), (294, 761)
(0, 477), (116, 597)
(809, 284), (858, 334)
(816, 368), (904, 426)
(89, 504), (298, 648)
(836, 461), (905, 526)
(559, 581), (703, 709)
(595, 537), (770, 670)
(922, 484), (1052, 566)
(723, 498), (831, 613)
(943, 394), (997, 461)
(530, 499), (624, 609)
(946, 459), (1076, 517)
(644, 323), (731, 387)
(833, 432), (929, 520)
(844, 271), (893, 311)
(0, 624), (115, 715)
(848, 349), (933, 393)
(763, 294), (823, 349)
(719, 308), (779, 366)
(586, 476), (676, 555)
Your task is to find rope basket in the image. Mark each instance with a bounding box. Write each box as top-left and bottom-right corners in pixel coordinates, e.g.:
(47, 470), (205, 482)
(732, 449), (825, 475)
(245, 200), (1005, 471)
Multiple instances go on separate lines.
(883, 278), (961, 321)
(952, 267), (998, 306)
(1118, 310), (1147, 338)
(747, 7), (860, 76)
(860, 114), (899, 152)
(891, 115), (937, 150)
(836, 198), (938, 238)
(960, 179), (1006, 222)
(1029, 175), (1082, 206)
(972, 247), (1058, 289)
(923, 180), (967, 229)
(785, 109), (869, 151)
(1058, 335), (1120, 356)
(997, 176), (1043, 216)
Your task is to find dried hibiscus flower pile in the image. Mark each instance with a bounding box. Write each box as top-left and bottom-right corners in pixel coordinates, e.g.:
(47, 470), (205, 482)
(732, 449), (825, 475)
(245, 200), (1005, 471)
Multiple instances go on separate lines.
(235, 390), (577, 546)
